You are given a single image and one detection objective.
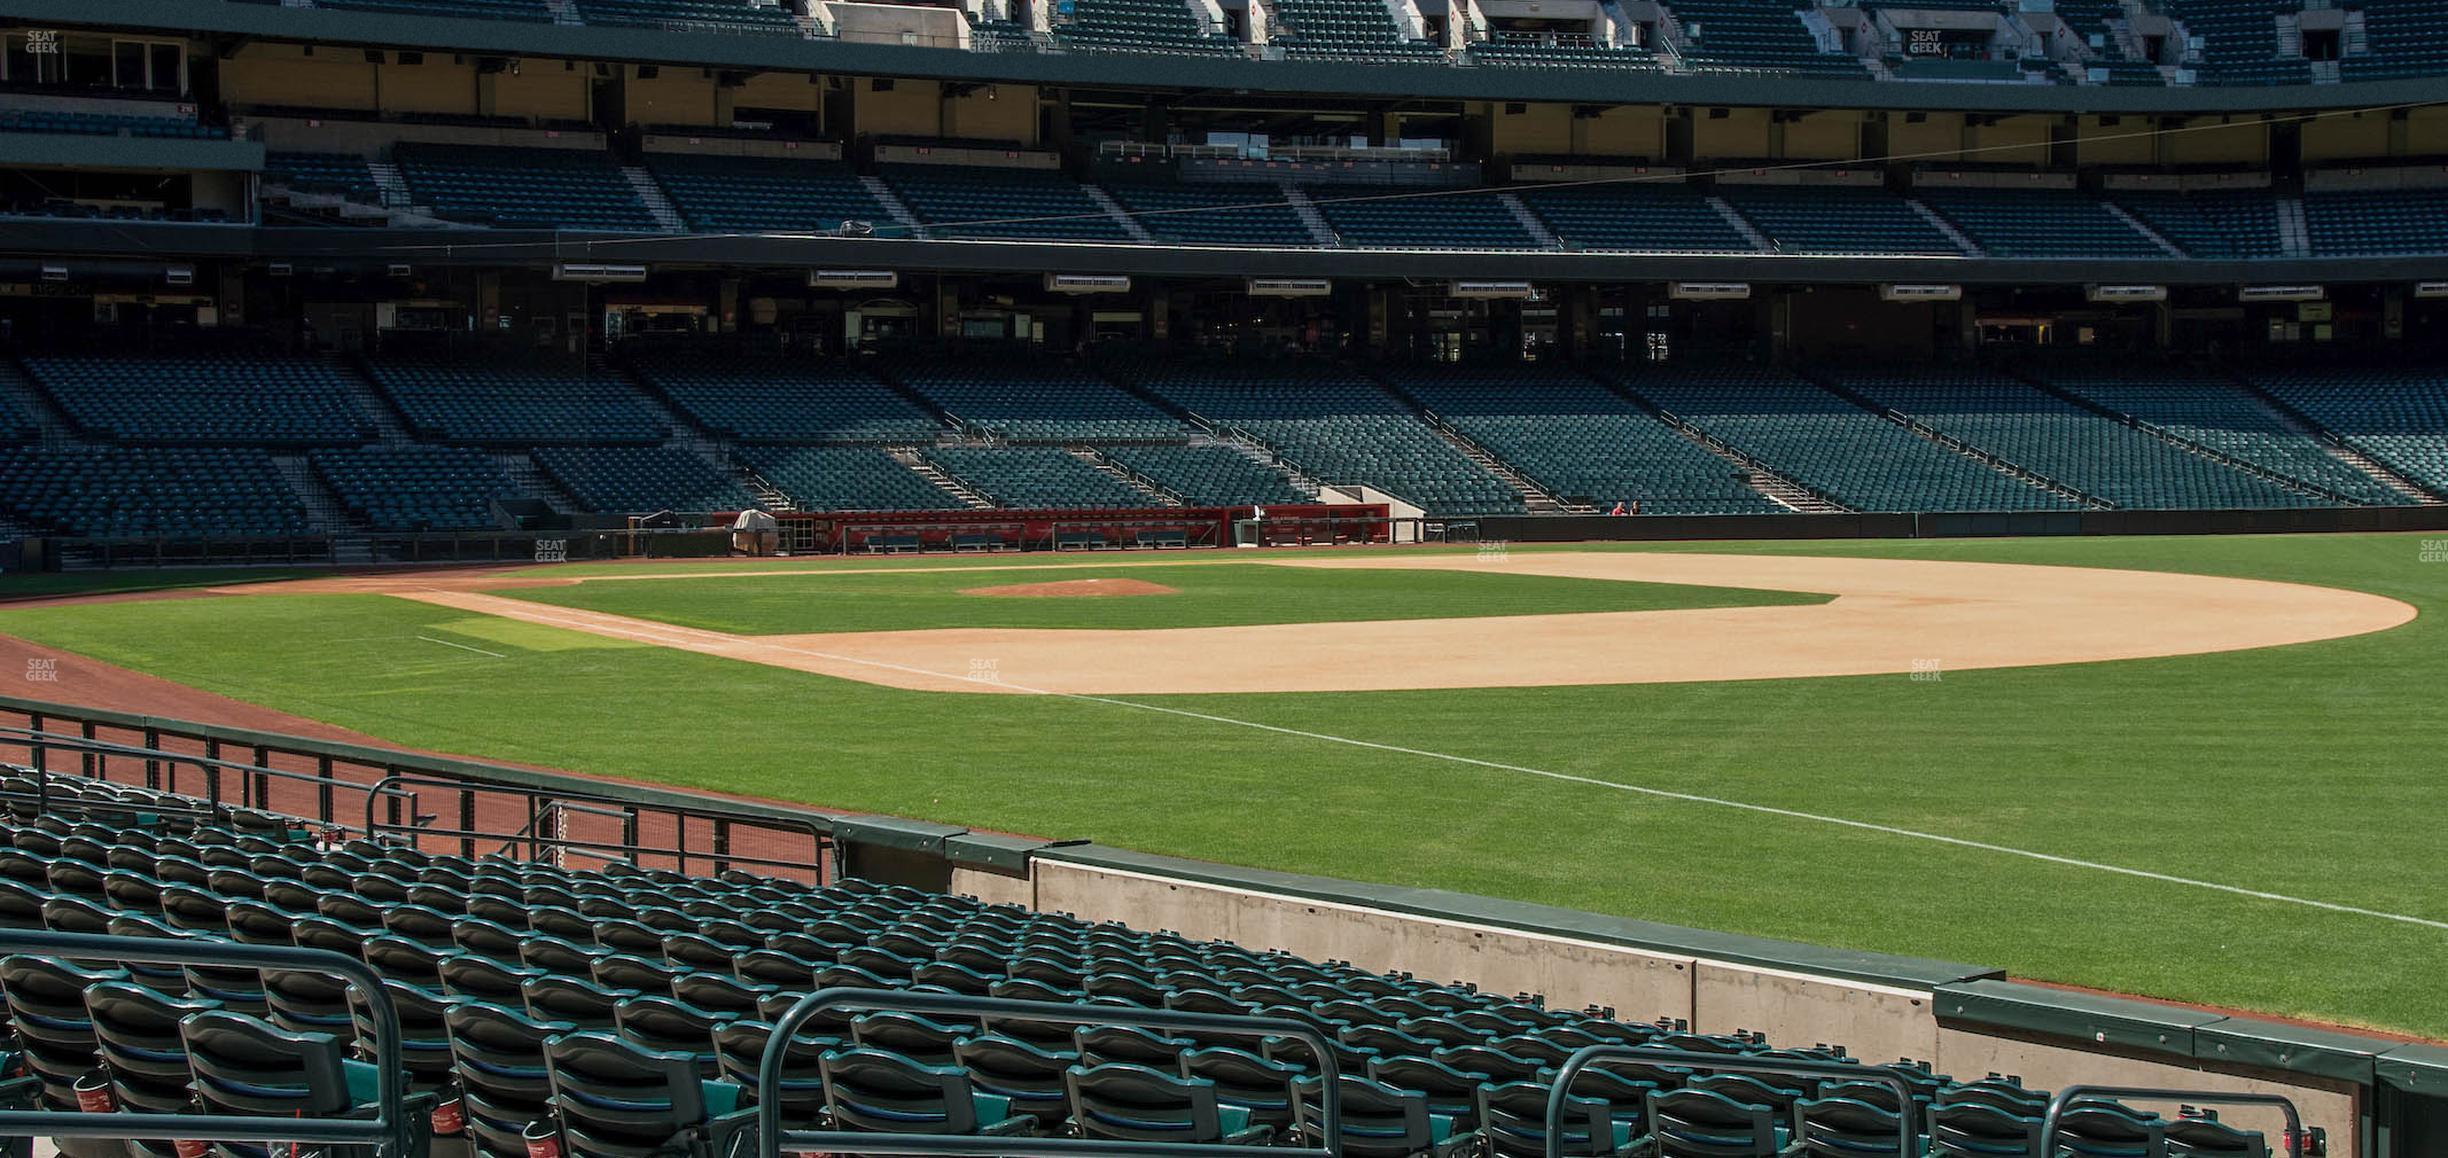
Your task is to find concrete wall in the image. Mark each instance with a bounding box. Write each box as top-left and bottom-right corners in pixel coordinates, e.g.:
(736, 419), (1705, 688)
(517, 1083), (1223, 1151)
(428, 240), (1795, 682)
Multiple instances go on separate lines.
(2073, 115), (2155, 166)
(1024, 855), (2366, 1156)
(1888, 111), (1966, 162)
(627, 64), (722, 127)
(222, 43), (380, 111)
(2301, 108), (2396, 164)
(2161, 114), (2267, 166)
(1691, 106), (1773, 159)
(949, 863), (1032, 909)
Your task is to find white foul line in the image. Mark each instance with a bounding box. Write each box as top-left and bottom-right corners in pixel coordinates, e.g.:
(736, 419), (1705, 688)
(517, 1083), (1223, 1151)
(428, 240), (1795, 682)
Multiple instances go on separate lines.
(415, 635), (506, 658)
(412, 594), (2448, 933)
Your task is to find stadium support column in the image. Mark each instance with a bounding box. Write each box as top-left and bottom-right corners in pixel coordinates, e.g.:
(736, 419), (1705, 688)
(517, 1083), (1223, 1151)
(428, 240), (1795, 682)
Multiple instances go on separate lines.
(478, 272), (502, 334)
(1560, 285), (1596, 359)
(1767, 290), (1792, 362)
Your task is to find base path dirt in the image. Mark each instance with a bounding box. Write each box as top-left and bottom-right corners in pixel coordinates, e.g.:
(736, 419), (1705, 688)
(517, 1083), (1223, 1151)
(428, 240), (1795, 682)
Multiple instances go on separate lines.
(379, 552), (2414, 695)
(963, 578), (1178, 598)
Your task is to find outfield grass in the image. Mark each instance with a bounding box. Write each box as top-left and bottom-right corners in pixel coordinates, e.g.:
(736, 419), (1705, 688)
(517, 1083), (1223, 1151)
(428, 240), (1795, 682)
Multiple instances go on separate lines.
(0, 567), (319, 601)
(492, 562), (1824, 634)
(1, 533), (2442, 1037)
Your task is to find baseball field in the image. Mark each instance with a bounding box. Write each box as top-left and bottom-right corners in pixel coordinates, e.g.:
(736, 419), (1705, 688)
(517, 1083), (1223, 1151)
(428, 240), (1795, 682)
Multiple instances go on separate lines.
(0, 531), (2441, 1039)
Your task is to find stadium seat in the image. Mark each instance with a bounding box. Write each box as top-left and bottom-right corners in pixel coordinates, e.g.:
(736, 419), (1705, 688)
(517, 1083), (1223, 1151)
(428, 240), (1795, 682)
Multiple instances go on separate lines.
(542, 1031), (753, 1158)
(1064, 1062), (1271, 1145)
(448, 1002), (576, 1158)
(820, 1046), (1040, 1137)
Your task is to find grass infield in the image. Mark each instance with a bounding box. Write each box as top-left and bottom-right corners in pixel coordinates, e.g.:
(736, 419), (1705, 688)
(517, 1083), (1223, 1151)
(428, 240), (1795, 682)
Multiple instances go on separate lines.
(0, 532), (2439, 1037)
(490, 562), (1825, 634)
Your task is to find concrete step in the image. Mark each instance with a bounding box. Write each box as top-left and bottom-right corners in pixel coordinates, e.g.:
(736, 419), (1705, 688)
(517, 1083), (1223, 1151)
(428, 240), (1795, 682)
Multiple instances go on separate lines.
(891, 447), (995, 509)
(270, 455), (356, 535)
(1209, 434), (1325, 500)
(2238, 380), (2448, 503)
(1069, 447), (1180, 505)
(860, 175), (929, 239)
(496, 452), (580, 514)
(1282, 185), (1340, 246)
(620, 166), (687, 233)
(1082, 184), (1155, 242)
(2102, 200), (2188, 257)
(1708, 196), (1776, 253)
(1906, 198), (1985, 257)
(0, 358), (79, 448)
(1497, 192), (1564, 250)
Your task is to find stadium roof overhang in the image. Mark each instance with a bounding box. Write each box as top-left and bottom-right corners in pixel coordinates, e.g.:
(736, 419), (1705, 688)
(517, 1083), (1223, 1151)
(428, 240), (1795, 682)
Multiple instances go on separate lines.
(4, 218), (2442, 288)
(5, 0), (2443, 117)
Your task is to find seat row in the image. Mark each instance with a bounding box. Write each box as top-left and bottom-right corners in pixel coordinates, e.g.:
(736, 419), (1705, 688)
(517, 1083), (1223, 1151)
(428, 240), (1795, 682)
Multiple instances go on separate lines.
(0, 790), (2275, 1158)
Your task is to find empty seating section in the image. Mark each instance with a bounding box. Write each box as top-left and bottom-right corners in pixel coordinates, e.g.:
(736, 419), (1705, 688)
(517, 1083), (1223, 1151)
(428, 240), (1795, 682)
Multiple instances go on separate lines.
(1098, 444), (1310, 504)
(265, 152), (384, 204)
(0, 110), (225, 139)
(896, 362), (1187, 441)
(2252, 367), (2448, 495)
(370, 356), (668, 445)
(1393, 367), (1776, 513)
(1469, 36), (1661, 67)
(1267, 0), (1446, 60)
(0, 780), (2263, 1158)
(573, 0), (798, 32)
(882, 166), (1131, 242)
(1310, 188), (1539, 249)
(1052, 0), (1243, 55)
(1666, 0), (1867, 76)
(0, 376), (32, 444)
(0, 448), (310, 537)
(310, 446), (523, 530)
(1126, 363), (1528, 513)
(2163, 0), (2309, 84)
(1105, 183), (1319, 247)
(2303, 188), (2448, 256)
(1517, 184), (1753, 253)
(631, 355), (944, 442)
(313, 0), (552, 19)
(1914, 188), (2166, 258)
(2109, 189), (2283, 258)
(22, 354), (372, 446)
(1620, 367), (2073, 511)
(533, 446), (758, 512)
(738, 446), (967, 510)
(923, 446), (1154, 507)
(1717, 186), (1957, 255)
(645, 156), (895, 234)
(2032, 368), (2409, 504)
(2341, 0), (2448, 79)
(394, 144), (658, 232)
(1831, 367), (2319, 508)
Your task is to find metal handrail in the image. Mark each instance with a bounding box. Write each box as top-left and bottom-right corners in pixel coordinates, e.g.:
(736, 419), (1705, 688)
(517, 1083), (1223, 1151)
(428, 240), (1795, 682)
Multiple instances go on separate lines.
(0, 930), (409, 1155)
(362, 772), (830, 878)
(758, 987), (1344, 1158)
(1544, 1046), (1916, 1158)
(0, 726), (418, 830)
(496, 798), (635, 862)
(2041, 1085), (2305, 1158)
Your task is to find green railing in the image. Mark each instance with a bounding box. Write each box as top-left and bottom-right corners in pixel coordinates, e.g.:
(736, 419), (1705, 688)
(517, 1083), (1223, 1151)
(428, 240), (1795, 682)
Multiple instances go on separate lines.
(0, 931), (413, 1156)
(759, 988), (1346, 1158)
(1543, 1046), (1917, 1158)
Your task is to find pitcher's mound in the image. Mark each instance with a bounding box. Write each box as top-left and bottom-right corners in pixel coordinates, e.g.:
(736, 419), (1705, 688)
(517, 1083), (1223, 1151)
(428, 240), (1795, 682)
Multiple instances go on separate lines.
(963, 578), (1178, 599)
